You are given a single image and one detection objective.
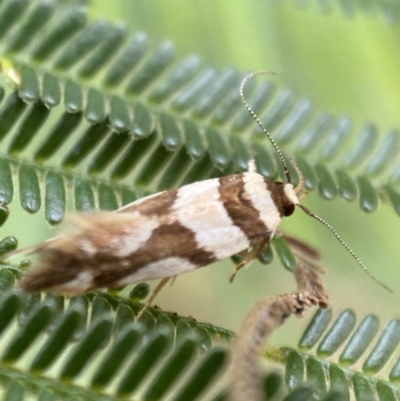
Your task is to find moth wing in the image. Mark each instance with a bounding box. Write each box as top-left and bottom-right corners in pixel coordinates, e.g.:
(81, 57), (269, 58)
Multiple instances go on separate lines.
(39, 211), (158, 254)
(5, 188), (171, 258)
(18, 210), (161, 292)
(5, 209), (157, 266)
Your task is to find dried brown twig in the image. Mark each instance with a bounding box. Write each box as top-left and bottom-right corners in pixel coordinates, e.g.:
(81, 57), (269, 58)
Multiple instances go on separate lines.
(229, 244), (329, 401)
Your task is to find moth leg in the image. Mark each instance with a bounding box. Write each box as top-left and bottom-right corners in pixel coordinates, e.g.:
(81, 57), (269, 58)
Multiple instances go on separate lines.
(135, 277), (170, 321)
(229, 238), (270, 283)
(229, 257), (249, 283)
(284, 233), (322, 262)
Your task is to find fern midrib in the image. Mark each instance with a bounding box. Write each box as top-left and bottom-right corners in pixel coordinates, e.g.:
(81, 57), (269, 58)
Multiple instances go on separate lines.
(5, 56), (257, 140)
(0, 364), (118, 400)
(271, 346), (400, 392)
(1, 154), (139, 193)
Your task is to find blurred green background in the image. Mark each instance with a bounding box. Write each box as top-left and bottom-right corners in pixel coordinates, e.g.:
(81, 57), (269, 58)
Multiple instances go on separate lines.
(9, 0), (400, 344)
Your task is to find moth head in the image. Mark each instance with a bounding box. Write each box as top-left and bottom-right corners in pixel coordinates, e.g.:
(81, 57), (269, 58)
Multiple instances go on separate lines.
(279, 182), (298, 217)
(284, 183), (298, 207)
(241, 71), (392, 294)
(278, 160), (306, 217)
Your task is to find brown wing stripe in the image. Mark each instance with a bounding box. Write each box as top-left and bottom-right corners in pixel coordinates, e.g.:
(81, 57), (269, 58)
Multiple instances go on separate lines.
(119, 189), (179, 216)
(91, 222), (216, 287)
(218, 175), (269, 245)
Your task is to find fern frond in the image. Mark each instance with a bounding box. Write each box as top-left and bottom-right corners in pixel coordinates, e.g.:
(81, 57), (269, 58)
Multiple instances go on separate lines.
(271, 308), (400, 401)
(3, 268), (397, 401)
(0, 266), (235, 401)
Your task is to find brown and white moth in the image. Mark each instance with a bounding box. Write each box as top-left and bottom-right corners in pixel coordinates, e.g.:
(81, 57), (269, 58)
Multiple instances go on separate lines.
(18, 170), (298, 293)
(14, 72), (391, 296)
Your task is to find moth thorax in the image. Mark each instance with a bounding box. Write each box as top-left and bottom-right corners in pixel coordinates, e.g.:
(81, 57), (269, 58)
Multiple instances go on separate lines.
(272, 182), (299, 217)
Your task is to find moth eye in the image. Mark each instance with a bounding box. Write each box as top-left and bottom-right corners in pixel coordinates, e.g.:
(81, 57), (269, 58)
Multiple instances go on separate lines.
(284, 204), (295, 217)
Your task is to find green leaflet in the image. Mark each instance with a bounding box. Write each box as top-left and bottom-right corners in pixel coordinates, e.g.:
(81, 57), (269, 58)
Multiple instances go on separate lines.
(280, 307), (400, 401)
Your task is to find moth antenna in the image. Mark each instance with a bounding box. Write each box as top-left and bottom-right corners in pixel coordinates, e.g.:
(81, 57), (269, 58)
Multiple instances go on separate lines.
(240, 71), (291, 184)
(282, 151), (305, 193)
(298, 204), (393, 294)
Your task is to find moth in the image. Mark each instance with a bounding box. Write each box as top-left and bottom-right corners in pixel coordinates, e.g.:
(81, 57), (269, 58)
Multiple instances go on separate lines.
(14, 72), (390, 299)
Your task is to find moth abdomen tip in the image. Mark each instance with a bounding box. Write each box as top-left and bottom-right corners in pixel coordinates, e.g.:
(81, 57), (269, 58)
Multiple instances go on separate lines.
(18, 254), (91, 294)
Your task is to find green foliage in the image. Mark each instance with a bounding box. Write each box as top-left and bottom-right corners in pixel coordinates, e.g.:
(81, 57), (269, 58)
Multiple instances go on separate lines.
(1, 269), (400, 400)
(0, 269), (233, 401)
(0, 0), (399, 400)
(282, 308), (400, 400)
